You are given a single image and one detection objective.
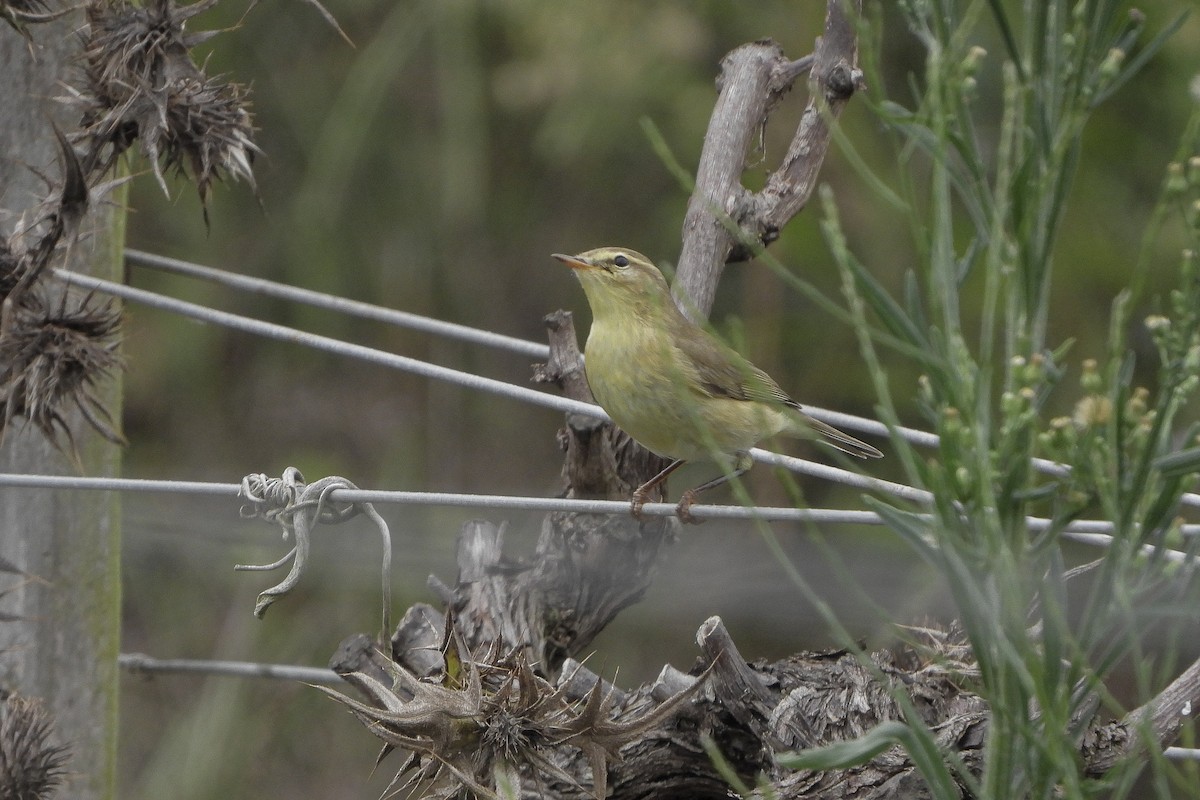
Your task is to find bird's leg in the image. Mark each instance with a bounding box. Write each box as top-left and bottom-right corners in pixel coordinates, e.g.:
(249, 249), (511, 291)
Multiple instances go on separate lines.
(631, 459), (685, 519)
(675, 452), (753, 524)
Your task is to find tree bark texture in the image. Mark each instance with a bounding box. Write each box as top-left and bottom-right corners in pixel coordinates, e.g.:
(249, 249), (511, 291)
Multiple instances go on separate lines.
(0, 14), (124, 800)
(673, 2), (864, 321)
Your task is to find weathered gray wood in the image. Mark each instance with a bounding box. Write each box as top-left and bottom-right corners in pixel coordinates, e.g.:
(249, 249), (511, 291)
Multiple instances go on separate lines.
(756, 4), (865, 236)
(0, 13), (124, 800)
(674, 39), (786, 319)
(673, 1), (864, 322)
(1082, 654), (1200, 775)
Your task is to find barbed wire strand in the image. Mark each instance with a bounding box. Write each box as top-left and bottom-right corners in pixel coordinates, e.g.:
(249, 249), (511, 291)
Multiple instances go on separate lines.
(103, 258), (1197, 509)
(118, 653), (342, 685)
(125, 249), (551, 359)
(53, 268), (599, 418)
(1166, 747), (1200, 762)
(2, 473), (1195, 562)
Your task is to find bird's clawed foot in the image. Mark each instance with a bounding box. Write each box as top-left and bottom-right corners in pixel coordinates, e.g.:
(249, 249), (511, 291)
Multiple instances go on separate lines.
(674, 490), (704, 524)
(629, 460), (685, 522)
(630, 488), (650, 520)
(629, 488), (703, 523)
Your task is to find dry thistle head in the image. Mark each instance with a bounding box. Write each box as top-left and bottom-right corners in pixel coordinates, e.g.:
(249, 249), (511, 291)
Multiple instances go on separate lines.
(75, 0), (259, 219)
(0, 128), (121, 456)
(320, 628), (702, 799)
(897, 620), (978, 682)
(0, 288), (124, 455)
(0, 694), (70, 800)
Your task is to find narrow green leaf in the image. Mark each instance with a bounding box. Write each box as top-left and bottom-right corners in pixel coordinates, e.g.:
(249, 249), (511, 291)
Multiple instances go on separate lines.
(778, 721), (912, 770)
(493, 760), (521, 800)
(876, 100), (916, 122)
(700, 734), (753, 798)
(1093, 11), (1190, 107)
(904, 270), (929, 335)
(1152, 446), (1200, 479)
(863, 498), (939, 563)
(639, 116), (695, 193)
(844, 251), (928, 349)
(830, 122), (908, 210)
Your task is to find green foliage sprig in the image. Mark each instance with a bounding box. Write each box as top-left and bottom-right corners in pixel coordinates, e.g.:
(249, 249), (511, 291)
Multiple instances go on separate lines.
(820, 2), (1200, 798)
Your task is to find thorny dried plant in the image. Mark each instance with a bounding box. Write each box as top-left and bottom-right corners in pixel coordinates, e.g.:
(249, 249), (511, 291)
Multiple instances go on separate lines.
(3, 0), (263, 453)
(0, 128), (124, 456)
(897, 621), (979, 683)
(1, 126), (89, 305)
(318, 628), (704, 800)
(0, 694), (70, 800)
(0, 288), (124, 455)
(73, 0), (259, 219)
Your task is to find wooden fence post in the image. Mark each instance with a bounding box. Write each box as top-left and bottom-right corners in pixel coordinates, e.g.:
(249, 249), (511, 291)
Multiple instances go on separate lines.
(0, 13), (124, 800)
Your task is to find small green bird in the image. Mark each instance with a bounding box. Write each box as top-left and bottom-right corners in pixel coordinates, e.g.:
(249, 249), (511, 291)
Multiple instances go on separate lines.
(553, 247), (882, 521)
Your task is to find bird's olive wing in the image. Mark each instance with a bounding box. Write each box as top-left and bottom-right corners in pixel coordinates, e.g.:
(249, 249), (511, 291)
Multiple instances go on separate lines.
(674, 332), (799, 409)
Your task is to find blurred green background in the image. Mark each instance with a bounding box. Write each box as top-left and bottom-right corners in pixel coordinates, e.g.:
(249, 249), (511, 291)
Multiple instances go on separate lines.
(115, 2), (1200, 797)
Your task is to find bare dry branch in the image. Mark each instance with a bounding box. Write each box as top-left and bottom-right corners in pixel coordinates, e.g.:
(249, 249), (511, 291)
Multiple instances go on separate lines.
(673, 1), (864, 321)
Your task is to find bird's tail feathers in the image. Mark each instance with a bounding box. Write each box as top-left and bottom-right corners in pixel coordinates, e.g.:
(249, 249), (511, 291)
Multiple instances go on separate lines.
(795, 414), (884, 459)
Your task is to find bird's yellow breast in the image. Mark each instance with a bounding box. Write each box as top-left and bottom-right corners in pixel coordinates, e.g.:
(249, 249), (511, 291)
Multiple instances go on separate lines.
(584, 317), (787, 464)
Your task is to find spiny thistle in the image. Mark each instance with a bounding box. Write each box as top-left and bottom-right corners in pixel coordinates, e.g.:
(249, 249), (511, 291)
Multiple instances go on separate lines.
(0, 128), (123, 456)
(74, 0), (259, 220)
(319, 629), (704, 799)
(0, 288), (124, 455)
(4, 0), (261, 455)
(0, 694), (70, 800)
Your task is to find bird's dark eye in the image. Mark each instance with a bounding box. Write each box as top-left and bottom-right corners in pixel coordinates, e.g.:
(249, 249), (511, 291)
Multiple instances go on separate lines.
(613, 254), (629, 268)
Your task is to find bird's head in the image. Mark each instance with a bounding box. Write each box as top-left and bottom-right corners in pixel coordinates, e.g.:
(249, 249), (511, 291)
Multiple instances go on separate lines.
(552, 248), (673, 318)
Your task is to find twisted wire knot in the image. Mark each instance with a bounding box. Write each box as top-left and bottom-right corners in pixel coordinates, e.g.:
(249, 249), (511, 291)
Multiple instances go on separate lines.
(239, 467), (306, 533)
(235, 470), (391, 633)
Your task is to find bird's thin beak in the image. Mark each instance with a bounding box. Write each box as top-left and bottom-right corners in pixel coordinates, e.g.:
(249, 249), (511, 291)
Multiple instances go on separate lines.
(552, 253), (596, 271)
